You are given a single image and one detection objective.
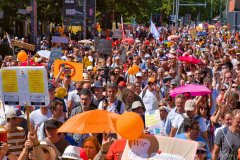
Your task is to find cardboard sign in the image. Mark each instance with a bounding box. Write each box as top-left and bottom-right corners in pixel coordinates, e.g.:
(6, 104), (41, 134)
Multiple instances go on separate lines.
(122, 134), (198, 160)
(0, 67), (49, 106)
(49, 47), (62, 65)
(54, 59), (83, 81)
(94, 37), (112, 55)
(51, 36), (69, 44)
(12, 40), (35, 51)
(145, 110), (161, 135)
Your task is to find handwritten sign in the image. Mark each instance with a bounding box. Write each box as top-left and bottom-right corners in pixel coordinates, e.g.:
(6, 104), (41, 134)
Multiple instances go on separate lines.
(94, 37), (112, 55)
(49, 47), (62, 65)
(54, 59), (83, 81)
(145, 110), (161, 135)
(121, 134), (198, 160)
(12, 39), (35, 51)
(112, 29), (122, 39)
(51, 36), (69, 44)
(0, 67), (49, 106)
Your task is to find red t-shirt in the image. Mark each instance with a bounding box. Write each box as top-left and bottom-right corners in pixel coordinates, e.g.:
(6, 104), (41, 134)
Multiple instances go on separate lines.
(106, 139), (127, 160)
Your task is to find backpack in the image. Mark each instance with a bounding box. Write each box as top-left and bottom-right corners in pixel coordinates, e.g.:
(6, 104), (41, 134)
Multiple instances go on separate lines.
(116, 100), (122, 114)
(177, 116), (201, 135)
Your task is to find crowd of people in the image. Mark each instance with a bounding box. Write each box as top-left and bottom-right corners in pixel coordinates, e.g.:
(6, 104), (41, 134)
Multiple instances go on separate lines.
(0, 24), (240, 160)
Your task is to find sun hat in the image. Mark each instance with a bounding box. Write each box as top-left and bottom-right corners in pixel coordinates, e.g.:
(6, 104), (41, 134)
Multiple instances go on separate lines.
(132, 101), (144, 110)
(60, 145), (88, 160)
(184, 99), (196, 111)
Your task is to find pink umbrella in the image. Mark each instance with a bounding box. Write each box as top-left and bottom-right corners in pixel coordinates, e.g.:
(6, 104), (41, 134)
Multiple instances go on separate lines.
(170, 84), (211, 97)
(121, 38), (134, 44)
(178, 56), (202, 64)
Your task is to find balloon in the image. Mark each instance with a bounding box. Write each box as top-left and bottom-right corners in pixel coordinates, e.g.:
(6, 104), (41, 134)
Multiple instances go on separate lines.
(54, 87), (67, 98)
(127, 65), (139, 75)
(116, 112), (144, 140)
(17, 50), (28, 62)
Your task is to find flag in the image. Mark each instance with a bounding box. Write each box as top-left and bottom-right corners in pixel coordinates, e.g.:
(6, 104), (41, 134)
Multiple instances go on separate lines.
(6, 32), (13, 49)
(150, 20), (160, 40)
(121, 15), (125, 39)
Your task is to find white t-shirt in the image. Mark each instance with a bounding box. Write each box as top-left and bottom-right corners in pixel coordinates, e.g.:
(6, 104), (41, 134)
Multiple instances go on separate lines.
(139, 90), (158, 112)
(30, 109), (52, 126)
(68, 90), (80, 108)
(172, 113), (208, 133)
(98, 99), (125, 114)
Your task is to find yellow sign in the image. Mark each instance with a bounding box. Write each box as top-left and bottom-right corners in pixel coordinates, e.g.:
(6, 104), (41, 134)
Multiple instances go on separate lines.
(54, 59), (83, 81)
(28, 70), (44, 93)
(2, 70), (18, 92)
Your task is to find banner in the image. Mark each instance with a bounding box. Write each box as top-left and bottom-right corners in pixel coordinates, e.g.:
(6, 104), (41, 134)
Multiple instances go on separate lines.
(12, 40), (35, 51)
(0, 67), (49, 106)
(54, 59), (83, 81)
(51, 36), (69, 44)
(122, 134), (198, 160)
(189, 28), (197, 39)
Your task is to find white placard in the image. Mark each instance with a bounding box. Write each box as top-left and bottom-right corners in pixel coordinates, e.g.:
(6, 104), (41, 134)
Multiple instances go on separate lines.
(0, 67), (50, 106)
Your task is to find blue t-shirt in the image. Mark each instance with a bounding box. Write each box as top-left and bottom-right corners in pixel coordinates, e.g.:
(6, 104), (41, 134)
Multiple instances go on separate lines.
(175, 133), (211, 159)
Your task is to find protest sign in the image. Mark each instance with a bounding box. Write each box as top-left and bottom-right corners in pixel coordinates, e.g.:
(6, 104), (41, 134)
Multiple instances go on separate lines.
(12, 39), (35, 51)
(54, 59), (83, 81)
(145, 109), (161, 135)
(51, 36), (69, 44)
(49, 47), (62, 64)
(94, 37), (112, 55)
(0, 67), (49, 106)
(0, 101), (5, 124)
(112, 29), (122, 39)
(121, 134), (198, 160)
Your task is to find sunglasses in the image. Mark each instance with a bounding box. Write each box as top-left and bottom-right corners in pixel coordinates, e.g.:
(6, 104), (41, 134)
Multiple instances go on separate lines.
(148, 82), (154, 85)
(232, 86), (237, 88)
(196, 150), (206, 154)
(200, 107), (208, 110)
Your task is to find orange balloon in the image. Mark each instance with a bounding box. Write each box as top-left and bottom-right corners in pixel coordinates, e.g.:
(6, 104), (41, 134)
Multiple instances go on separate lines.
(116, 112), (144, 140)
(17, 50), (28, 62)
(127, 65), (140, 75)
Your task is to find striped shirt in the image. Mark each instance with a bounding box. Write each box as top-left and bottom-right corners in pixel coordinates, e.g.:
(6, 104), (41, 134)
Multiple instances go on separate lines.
(7, 126), (26, 156)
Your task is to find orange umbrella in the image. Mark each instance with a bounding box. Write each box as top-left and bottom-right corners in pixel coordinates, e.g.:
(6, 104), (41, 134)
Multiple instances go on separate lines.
(58, 109), (119, 134)
(127, 65), (140, 75)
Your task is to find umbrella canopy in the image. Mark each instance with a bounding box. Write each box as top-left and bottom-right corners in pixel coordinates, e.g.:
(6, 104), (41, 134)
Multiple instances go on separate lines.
(121, 38), (134, 45)
(58, 109), (119, 134)
(178, 56), (202, 64)
(170, 84), (212, 97)
(167, 35), (180, 41)
(78, 39), (92, 44)
(37, 50), (51, 59)
(127, 65), (140, 75)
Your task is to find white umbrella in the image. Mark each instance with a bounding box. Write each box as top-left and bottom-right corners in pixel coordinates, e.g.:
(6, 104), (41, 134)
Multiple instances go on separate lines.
(78, 39), (92, 44)
(37, 50), (51, 59)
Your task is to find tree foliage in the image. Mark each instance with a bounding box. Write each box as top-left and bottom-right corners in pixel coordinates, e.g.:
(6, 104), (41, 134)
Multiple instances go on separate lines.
(0, 0), (224, 32)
